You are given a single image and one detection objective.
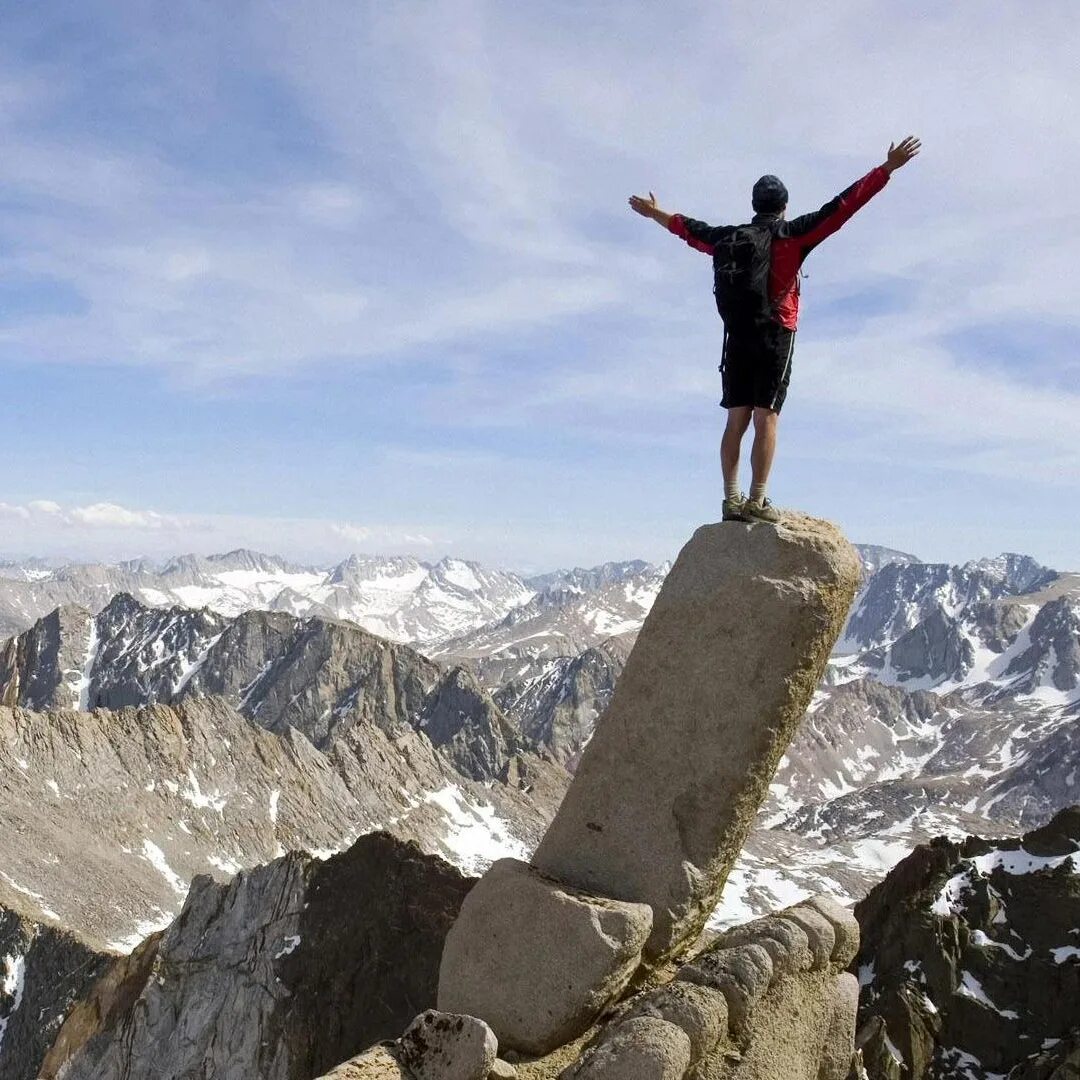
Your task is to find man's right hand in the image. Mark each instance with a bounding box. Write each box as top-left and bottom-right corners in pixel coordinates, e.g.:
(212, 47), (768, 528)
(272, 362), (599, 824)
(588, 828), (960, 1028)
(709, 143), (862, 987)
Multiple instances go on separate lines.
(629, 191), (661, 218)
(884, 135), (922, 173)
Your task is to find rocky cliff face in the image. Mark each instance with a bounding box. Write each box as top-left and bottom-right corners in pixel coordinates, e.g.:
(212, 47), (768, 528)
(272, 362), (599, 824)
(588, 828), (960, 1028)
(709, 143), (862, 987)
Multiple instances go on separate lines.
(854, 807), (1080, 1079)
(36, 833), (473, 1080)
(0, 604), (98, 710)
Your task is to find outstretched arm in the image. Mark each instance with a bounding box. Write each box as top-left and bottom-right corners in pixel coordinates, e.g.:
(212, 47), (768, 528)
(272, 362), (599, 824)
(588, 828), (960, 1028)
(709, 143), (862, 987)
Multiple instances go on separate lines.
(629, 191), (721, 255)
(628, 191), (673, 229)
(787, 135), (921, 251)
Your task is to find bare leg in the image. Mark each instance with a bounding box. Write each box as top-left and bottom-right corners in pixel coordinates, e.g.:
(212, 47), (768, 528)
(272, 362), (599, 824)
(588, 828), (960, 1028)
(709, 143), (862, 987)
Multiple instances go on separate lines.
(750, 407), (779, 494)
(721, 407), (753, 493)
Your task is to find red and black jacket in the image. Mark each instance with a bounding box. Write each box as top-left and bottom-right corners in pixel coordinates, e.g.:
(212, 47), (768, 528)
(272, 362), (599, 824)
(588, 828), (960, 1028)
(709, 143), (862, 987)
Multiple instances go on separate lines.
(667, 165), (889, 330)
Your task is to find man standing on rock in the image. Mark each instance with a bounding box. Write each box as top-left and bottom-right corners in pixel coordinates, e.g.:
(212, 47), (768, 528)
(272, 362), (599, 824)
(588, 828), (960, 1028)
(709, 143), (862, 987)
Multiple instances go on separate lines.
(629, 136), (921, 524)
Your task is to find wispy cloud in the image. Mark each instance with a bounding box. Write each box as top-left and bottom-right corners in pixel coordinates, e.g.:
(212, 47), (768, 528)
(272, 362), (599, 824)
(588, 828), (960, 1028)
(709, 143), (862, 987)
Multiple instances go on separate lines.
(0, 499), (450, 565)
(1, 499), (184, 530)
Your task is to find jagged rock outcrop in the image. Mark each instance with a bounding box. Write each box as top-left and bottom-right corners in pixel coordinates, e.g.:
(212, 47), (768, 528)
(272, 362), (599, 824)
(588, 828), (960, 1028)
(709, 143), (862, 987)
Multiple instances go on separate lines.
(0, 697), (551, 948)
(37, 833), (473, 1080)
(0, 903), (111, 1080)
(439, 514), (860, 1056)
(854, 806), (1080, 1079)
(419, 666), (520, 780)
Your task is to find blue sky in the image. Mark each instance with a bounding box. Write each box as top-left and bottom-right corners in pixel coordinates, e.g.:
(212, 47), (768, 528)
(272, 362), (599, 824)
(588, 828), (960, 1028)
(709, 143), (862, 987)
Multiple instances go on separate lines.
(1, 0), (1078, 573)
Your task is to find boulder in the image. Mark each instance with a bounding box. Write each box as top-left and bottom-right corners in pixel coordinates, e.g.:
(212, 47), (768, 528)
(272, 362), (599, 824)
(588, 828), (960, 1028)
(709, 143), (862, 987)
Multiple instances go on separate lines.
(398, 1010), (498, 1080)
(783, 906), (836, 970)
(676, 942), (774, 1034)
(566, 1016), (693, 1080)
(621, 981), (727, 1064)
(438, 858), (652, 1055)
(796, 896), (859, 968)
(533, 515), (860, 962)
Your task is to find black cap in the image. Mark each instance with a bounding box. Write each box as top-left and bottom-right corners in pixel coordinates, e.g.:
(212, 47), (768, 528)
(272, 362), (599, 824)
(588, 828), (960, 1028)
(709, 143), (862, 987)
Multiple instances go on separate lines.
(752, 175), (788, 213)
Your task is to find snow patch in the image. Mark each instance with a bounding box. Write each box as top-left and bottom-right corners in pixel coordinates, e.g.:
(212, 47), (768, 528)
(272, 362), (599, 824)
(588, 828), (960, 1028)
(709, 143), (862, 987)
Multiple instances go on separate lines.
(106, 907), (175, 953)
(274, 934), (301, 959)
(141, 840), (188, 896)
(71, 617), (100, 710)
(180, 769), (227, 813)
(0, 871), (60, 920)
(0, 951), (27, 1053)
(955, 970), (1019, 1018)
(207, 854), (242, 876)
(424, 785), (528, 875)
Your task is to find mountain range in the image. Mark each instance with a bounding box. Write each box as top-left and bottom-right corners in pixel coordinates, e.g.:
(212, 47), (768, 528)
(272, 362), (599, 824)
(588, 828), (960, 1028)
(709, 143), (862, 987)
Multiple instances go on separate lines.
(0, 541), (1076, 940)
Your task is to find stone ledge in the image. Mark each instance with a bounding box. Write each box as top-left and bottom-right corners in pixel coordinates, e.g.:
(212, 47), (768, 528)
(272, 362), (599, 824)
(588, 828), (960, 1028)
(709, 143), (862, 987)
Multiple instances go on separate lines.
(313, 892), (860, 1080)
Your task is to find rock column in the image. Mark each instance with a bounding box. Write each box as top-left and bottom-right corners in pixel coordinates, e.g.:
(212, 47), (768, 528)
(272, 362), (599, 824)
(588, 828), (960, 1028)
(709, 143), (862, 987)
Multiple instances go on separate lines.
(535, 515), (860, 959)
(440, 514), (860, 1054)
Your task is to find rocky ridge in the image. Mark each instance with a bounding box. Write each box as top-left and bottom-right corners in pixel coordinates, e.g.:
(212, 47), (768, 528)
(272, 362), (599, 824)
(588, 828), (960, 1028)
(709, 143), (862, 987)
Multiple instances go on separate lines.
(0, 549), (536, 645)
(854, 807), (1080, 1079)
(0, 593), (523, 781)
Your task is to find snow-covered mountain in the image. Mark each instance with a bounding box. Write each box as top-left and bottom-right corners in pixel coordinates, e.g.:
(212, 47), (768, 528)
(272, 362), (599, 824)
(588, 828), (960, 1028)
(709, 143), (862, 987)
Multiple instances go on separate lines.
(837, 552), (1058, 656)
(434, 561), (668, 662)
(0, 549), (535, 645)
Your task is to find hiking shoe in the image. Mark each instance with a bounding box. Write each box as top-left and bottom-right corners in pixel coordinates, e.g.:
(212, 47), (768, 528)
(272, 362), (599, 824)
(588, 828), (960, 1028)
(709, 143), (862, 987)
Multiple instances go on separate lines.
(744, 496), (781, 524)
(722, 493), (750, 522)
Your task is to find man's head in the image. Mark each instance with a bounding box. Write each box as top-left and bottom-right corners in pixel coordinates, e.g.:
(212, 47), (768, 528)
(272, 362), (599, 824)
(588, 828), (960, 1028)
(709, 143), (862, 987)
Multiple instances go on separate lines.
(752, 174), (788, 215)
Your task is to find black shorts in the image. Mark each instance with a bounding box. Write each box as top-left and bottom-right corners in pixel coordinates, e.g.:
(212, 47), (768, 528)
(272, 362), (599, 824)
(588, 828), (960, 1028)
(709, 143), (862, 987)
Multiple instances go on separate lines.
(719, 320), (795, 413)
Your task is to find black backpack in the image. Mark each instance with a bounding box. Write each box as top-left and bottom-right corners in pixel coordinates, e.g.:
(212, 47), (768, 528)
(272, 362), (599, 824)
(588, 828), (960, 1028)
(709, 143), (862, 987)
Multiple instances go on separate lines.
(711, 222), (776, 325)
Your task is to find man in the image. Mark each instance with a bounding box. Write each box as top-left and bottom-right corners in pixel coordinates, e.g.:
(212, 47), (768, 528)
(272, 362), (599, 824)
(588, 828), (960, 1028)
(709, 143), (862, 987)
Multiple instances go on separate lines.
(629, 135), (921, 524)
